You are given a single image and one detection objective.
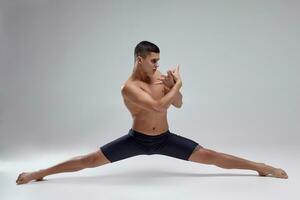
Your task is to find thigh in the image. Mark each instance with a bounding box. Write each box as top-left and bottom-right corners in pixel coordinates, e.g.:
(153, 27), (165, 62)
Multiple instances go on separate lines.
(158, 132), (202, 161)
(100, 134), (146, 163)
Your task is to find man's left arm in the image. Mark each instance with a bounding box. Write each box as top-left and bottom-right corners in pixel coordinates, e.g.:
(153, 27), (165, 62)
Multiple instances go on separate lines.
(164, 86), (183, 108)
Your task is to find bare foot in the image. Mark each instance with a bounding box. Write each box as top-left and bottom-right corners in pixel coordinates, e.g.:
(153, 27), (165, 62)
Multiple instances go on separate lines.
(16, 170), (45, 185)
(257, 163), (288, 179)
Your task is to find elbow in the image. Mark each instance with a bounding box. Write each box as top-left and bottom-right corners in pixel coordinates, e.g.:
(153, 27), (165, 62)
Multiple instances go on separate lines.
(178, 101), (183, 108)
(178, 102), (183, 108)
(175, 102), (183, 108)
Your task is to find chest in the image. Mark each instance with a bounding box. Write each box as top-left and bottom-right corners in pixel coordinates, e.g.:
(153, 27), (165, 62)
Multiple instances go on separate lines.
(140, 82), (165, 100)
(123, 81), (165, 115)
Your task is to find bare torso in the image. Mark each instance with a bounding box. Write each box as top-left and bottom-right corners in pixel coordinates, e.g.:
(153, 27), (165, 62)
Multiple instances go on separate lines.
(122, 71), (169, 135)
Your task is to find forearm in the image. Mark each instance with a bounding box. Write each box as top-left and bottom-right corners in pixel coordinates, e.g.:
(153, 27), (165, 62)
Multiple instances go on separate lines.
(172, 91), (183, 107)
(164, 85), (182, 107)
(157, 81), (182, 110)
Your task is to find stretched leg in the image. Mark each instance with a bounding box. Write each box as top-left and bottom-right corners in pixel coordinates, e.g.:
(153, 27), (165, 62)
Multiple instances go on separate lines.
(188, 146), (288, 179)
(16, 149), (111, 184)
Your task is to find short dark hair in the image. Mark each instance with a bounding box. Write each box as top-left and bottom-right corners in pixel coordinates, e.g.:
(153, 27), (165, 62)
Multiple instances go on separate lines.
(134, 41), (160, 60)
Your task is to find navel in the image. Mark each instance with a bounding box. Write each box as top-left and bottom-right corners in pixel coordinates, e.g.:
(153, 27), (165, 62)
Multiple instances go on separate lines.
(152, 127), (156, 130)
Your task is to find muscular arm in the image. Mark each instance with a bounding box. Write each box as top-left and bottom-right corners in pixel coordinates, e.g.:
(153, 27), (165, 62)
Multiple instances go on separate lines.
(173, 91), (183, 108)
(164, 86), (183, 108)
(121, 81), (182, 113)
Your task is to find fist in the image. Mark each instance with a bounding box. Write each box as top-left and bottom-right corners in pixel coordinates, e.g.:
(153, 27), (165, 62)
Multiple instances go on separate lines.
(158, 70), (176, 88)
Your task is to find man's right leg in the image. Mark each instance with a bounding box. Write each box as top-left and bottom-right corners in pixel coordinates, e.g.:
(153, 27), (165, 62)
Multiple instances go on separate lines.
(16, 149), (111, 185)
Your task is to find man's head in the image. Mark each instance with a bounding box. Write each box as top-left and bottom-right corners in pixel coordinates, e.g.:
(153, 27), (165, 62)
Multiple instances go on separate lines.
(134, 41), (160, 75)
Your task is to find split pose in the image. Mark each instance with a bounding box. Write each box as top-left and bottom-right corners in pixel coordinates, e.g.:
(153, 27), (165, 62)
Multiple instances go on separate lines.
(16, 41), (288, 184)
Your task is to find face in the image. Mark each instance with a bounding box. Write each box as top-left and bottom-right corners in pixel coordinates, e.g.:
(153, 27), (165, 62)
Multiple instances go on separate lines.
(137, 52), (160, 75)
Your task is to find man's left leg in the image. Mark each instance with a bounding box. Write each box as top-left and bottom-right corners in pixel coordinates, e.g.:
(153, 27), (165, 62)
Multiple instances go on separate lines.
(188, 146), (288, 179)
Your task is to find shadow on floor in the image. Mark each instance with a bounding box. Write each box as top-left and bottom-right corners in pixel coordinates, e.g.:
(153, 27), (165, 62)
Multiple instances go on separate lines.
(30, 169), (260, 185)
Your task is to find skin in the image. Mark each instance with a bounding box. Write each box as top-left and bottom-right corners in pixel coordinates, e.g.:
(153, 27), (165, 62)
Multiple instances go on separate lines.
(16, 52), (288, 185)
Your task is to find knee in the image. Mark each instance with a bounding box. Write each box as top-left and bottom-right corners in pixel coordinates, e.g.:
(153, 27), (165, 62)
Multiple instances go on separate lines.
(79, 153), (99, 167)
(195, 148), (219, 164)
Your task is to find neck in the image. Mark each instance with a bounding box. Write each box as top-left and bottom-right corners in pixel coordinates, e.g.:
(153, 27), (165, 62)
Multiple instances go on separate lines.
(131, 63), (150, 83)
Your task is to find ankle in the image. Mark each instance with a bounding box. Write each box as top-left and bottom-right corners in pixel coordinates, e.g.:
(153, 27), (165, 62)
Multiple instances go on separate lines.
(36, 169), (47, 178)
(253, 162), (265, 171)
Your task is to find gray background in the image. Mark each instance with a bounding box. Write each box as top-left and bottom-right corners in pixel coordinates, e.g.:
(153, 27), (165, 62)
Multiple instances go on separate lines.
(1, 0), (299, 160)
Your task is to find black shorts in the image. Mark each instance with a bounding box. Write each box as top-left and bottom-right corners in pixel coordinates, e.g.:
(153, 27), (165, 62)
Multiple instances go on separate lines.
(100, 129), (202, 163)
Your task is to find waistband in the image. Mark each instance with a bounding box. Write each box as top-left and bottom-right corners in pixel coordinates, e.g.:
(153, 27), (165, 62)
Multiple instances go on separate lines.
(129, 128), (170, 141)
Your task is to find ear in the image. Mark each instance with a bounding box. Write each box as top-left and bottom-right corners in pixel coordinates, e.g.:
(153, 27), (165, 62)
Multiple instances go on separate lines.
(137, 56), (143, 64)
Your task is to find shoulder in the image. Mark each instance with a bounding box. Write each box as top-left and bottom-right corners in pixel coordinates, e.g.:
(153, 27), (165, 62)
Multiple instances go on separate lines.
(121, 80), (141, 95)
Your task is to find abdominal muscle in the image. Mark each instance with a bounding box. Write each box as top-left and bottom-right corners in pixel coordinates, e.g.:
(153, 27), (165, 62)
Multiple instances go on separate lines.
(131, 110), (169, 135)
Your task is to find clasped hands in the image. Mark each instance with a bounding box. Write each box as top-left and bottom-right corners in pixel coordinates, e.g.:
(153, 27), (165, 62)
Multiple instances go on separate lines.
(154, 65), (181, 91)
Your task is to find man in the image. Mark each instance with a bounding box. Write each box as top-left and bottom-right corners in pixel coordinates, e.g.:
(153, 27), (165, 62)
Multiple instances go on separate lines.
(16, 41), (288, 184)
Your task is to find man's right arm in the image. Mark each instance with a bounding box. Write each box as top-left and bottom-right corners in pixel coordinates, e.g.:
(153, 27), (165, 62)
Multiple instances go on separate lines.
(158, 80), (182, 109)
(121, 81), (182, 113)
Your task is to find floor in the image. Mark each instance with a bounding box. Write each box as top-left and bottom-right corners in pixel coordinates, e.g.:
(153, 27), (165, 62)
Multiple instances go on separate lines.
(1, 144), (299, 200)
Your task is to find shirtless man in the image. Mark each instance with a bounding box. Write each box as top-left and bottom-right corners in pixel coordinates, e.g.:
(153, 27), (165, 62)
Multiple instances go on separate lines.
(16, 41), (288, 184)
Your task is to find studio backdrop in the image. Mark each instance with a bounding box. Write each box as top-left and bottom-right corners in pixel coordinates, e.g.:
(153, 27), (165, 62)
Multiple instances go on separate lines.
(0, 0), (299, 160)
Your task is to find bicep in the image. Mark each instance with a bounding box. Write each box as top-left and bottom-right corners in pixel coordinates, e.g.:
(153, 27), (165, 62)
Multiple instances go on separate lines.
(121, 84), (164, 112)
